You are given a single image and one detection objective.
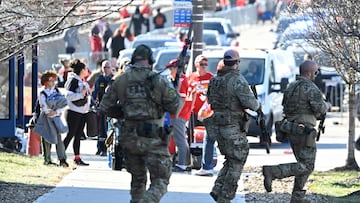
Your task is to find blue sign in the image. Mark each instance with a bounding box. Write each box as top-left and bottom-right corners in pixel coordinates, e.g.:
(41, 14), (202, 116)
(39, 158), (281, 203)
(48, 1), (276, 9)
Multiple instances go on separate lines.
(173, 0), (192, 28)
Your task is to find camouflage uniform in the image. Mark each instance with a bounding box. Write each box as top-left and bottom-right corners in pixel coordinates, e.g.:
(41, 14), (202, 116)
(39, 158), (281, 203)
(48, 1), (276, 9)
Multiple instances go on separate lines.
(206, 60), (259, 203)
(100, 45), (181, 203)
(263, 75), (327, 202)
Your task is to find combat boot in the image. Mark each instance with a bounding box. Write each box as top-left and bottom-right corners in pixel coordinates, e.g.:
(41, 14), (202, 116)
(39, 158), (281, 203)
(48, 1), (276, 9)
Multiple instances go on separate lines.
(262, 165), (273, 192)
(290, 190), (309, 203)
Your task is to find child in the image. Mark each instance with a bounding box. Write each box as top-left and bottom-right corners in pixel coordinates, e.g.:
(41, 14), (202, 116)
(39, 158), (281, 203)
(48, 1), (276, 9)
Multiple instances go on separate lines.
(35, 70), (69, 167)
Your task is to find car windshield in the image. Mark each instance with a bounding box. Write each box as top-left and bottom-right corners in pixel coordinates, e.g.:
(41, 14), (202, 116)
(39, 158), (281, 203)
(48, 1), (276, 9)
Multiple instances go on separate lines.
(154, 51), (181, 72)
(204, 22), (225, 34)
(207, 57), (265, 85)
(239, 58), (265, 85)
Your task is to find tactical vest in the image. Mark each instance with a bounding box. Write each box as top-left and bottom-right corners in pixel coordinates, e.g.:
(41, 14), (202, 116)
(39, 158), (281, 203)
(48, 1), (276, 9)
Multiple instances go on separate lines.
(283, 79), (313, 115)
(208, 70), (244, 113)
(123, 69), (163, 121)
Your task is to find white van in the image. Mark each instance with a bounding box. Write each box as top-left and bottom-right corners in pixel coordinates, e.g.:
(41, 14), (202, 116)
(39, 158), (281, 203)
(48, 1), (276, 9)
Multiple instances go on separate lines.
(203, 48), (296, 144)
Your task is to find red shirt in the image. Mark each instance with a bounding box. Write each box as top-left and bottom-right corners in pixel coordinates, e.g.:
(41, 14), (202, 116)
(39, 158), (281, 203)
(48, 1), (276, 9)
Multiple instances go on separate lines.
(170, 74), (192, 120)
(90, 35), (102, 52)
(187, 72), (213, 116)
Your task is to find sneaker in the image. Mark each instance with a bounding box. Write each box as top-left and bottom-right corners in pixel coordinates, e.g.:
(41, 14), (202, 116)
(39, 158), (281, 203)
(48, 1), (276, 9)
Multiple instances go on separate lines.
(74, 159), (89, 166)
(43, 161), (57, 166)
(59, 159), (69, 167)
(95, 151), (101, 155)
(99, 151), (107, 157)
(195, 169), (213, 177)
(172, 165), (191, 173)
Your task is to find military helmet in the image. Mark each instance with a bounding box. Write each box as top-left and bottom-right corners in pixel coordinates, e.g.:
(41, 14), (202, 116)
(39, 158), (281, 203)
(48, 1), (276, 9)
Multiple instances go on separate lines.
(131, 44), (155, 65)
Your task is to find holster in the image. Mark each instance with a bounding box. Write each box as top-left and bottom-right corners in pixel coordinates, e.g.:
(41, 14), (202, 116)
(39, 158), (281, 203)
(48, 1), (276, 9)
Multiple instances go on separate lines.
(160, 125), (173, 145)
(240, 113), (250, 132)
(280, 119), (316, 147)
(275, 119), (288, 142)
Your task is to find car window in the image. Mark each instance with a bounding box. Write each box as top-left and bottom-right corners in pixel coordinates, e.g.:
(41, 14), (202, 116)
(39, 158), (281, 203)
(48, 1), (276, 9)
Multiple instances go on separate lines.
(203, 34), (219, 46)
(239, 58), (265, 85)
(204, 22), (225, 34)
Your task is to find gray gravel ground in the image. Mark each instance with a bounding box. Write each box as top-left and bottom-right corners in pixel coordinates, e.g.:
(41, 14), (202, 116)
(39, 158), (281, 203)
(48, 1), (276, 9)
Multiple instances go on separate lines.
(242, 166), (330, 203)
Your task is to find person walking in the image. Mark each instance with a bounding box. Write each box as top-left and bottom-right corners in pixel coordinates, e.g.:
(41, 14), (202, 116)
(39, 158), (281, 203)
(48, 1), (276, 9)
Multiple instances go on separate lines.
(187, 55), (215, 176)
(130, 6), (145, 36)
(166, 59), (192, 172)
(153, 8), (167, 29)
(99, 44), (181, 203)
(262, 60), (328, 203)
(102, 22), (113, 54)
(90, 25), (103, 64)
(107, 24), (126, 60)
(63, 59), (91, 166)
(92, 60), (113, 156)
(36, 70), (69, 167)
(206, 49), (260, 203)
(63, 27), (80, 54)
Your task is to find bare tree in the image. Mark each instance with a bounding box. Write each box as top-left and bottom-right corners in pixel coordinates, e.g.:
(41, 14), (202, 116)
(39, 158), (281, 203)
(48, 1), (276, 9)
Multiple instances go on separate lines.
(294, 0), (359, 170)
(0, 0), (135, 62)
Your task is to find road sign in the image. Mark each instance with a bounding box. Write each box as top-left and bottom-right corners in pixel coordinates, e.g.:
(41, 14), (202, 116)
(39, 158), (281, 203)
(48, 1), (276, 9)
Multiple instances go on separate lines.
(173, 0), (192, 28)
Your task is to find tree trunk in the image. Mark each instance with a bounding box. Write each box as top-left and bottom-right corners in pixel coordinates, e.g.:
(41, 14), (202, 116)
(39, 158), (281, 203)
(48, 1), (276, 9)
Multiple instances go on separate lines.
(344, 84), (359, 170)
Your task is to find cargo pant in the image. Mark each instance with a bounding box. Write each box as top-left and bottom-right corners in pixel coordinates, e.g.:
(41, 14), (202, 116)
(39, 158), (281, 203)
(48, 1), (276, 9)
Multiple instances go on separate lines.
(206, 123), (249, 203)
(265, 133), (316, 201)
(121, 122), (172, 203)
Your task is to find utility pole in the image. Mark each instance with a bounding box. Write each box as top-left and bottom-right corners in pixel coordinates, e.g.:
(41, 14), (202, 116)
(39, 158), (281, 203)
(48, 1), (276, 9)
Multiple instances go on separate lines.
(191, 0), (204, 70)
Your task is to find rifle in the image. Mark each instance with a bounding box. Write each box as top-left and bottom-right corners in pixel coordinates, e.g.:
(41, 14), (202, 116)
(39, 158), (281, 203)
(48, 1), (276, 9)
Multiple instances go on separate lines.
(173, 25), (192, 88)
(316, 113), (326, 141)
(250, 85), (271, 154)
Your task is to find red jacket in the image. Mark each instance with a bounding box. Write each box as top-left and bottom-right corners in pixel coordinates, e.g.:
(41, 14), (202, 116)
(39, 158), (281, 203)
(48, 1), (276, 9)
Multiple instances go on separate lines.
(90, 35), (102, 52)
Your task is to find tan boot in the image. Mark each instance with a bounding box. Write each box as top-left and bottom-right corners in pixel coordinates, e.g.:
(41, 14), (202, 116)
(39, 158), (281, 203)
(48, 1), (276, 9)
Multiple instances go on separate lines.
(262, 165), (273, 192)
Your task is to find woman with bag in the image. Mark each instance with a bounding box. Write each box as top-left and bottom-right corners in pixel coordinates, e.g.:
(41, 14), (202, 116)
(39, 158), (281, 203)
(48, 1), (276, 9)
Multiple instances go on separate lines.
(63, 59), (91, 166)
(34, 70), (69, 167)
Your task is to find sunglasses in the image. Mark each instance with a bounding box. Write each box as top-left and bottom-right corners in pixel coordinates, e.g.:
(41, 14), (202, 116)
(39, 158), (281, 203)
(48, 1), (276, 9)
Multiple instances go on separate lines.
(199, 63), (208, 66)
(314, 70), (319, 76)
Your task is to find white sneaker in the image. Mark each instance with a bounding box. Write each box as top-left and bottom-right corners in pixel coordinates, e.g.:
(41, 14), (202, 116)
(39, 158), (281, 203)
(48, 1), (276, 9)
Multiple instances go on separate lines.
(195, 169), (213, 177)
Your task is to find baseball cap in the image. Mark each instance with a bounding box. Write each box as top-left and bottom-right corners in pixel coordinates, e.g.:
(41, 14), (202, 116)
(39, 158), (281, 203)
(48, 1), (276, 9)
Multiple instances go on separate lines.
(223, 49), (240, 61)
(194, 55), (208, 64)
(165, 59), (179, 68)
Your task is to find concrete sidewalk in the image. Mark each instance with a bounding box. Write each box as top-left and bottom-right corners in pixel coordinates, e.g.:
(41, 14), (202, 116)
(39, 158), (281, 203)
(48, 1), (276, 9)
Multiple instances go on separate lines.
(34, 139), (246, 203)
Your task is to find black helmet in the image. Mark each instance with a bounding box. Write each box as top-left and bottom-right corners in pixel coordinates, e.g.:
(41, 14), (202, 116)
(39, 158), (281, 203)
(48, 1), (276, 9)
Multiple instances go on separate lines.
(131, 44), (155, 65)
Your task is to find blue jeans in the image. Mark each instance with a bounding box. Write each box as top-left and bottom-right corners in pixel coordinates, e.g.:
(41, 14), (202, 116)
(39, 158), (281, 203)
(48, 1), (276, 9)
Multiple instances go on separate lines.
(202, 130), (217, 170)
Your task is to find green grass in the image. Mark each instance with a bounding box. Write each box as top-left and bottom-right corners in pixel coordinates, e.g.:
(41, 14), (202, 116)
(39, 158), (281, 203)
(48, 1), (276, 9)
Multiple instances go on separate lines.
(309, 170), (360, 203)
(0, 152), (71, 186)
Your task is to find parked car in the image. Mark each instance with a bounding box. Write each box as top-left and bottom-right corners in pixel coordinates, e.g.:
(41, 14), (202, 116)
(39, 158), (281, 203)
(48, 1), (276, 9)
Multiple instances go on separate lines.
(274, 20), (315, 49)
(203, 29), (222, 46)
(131, 34), (177, 49)
(287, 44), (344, 109)
(203, 48), (294, 143)
(203, 18), (240, 46)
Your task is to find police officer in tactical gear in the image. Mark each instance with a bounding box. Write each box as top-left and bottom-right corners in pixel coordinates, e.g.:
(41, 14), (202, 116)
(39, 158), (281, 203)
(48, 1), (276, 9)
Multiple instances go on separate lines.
(99, 44), (181, 203)
(262, 60), (327, 203)
(206, 49), (260, 203)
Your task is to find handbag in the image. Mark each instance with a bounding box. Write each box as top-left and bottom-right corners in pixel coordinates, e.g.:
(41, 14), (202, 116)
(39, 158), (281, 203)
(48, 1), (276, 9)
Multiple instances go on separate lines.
(86, 110), (98, 137)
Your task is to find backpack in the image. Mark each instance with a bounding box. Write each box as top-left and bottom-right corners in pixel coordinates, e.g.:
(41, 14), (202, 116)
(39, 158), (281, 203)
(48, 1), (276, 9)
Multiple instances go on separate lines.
(33, 88), (60, 124)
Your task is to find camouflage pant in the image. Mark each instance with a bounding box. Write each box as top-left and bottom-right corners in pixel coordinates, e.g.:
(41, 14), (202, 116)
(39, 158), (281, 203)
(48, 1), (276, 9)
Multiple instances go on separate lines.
(267, 134), (316, 200)
(206, 123), (249, 202)
(120, 123), (172, 203)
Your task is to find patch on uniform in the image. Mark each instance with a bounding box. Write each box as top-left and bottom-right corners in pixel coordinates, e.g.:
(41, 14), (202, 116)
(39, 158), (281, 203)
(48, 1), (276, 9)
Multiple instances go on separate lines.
(168, 89), (176, 97)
